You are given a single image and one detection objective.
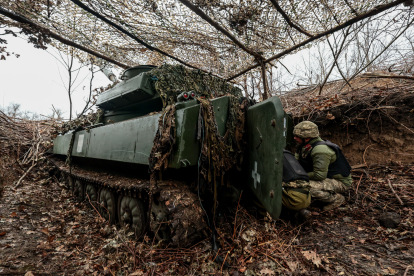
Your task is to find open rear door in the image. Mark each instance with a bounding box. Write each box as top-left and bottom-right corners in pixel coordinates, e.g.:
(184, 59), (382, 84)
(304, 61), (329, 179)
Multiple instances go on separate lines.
(246, 96), (286, 219)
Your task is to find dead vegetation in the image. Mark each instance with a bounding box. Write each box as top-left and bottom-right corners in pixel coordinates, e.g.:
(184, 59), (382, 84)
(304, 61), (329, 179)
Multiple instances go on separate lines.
(281, 72), (414, 165)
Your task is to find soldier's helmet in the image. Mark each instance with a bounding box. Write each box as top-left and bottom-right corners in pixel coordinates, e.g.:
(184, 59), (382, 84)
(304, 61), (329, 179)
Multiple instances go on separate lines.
(293, 121), (319, 138)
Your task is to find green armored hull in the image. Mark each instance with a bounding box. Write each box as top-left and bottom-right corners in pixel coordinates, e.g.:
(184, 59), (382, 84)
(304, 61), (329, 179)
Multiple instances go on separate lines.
(54, 96), (229, 168)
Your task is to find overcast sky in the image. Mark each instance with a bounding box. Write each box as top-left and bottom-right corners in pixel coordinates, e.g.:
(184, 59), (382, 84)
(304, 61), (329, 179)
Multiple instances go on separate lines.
(0, 34), (114, 119)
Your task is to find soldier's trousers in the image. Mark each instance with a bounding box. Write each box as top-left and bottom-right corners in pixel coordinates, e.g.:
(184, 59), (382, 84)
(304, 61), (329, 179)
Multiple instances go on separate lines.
(282, 189), (311, 211)
(309, 178), (349, 203)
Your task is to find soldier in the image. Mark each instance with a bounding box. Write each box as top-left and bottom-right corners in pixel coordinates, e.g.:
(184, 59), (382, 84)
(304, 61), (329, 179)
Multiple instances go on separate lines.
(293, 121), (352, 211)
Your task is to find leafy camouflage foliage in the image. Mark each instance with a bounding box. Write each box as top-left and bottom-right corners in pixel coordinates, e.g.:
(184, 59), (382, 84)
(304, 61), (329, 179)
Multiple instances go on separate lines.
(148, 64), (242, 108)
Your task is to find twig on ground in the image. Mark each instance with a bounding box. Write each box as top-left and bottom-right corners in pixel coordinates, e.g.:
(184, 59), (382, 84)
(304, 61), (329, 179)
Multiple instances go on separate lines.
(86, 193), (104, 220)
(212, 248), (221, 262)
(355, 174), (364, 200)
(13, 163), (36, 189)
(220, 247), (233, 272)
(232, 190), (243, 241)
(403, 266), (412, 276)
(387, 179), (404, 205)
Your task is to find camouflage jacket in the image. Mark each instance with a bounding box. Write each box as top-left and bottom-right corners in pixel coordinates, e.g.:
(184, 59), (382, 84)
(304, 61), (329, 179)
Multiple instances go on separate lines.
(295, 137), (352, 187)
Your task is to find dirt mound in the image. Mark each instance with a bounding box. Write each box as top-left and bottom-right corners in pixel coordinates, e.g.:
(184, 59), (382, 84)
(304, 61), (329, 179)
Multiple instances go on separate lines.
(283, 75), (414, 165)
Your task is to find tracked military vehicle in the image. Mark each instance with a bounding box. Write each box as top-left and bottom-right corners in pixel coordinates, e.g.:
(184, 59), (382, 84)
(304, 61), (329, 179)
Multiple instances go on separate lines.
(50, 64), (293, 247)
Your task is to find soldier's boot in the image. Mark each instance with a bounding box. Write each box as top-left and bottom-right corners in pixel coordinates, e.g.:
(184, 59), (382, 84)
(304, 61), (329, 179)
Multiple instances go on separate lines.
(323, 194), (345, 211)
(293, 209), (310, 223)
(298, 209), (311, 220)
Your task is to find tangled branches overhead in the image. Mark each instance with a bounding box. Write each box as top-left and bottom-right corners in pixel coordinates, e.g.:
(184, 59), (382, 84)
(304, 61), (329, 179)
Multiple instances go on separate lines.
(0, 0), (410, 80)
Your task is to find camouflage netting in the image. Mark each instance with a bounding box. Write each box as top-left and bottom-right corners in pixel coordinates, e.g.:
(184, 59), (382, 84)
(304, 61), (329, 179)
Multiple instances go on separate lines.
(147, 64), (243, 108)
(148, 104), (176, 177)
(51, 110), (104, 138)
(148, 65), (252, 196)
(1, 0), (403, 81)
(197, 97), (251, 182)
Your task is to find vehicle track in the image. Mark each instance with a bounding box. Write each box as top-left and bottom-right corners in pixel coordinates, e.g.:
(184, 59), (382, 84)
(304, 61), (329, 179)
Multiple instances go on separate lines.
(48, 156), (207, 247)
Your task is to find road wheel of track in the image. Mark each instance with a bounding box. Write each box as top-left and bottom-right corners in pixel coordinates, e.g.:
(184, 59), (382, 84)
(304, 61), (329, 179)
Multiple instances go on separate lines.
(85, 184), (98, 210)
(74, 179), (85, 201)
(59, 173), (68, 189)
(65, 174), (74, 192)
(118, 195), (146, 238)
(51, 168), (60, 179)
(99, 188), (116, 225)
(151, 194), (171, 242)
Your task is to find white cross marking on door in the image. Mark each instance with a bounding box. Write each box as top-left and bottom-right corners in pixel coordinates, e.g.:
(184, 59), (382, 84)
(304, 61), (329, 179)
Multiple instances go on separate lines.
(252, 161), (260, 189)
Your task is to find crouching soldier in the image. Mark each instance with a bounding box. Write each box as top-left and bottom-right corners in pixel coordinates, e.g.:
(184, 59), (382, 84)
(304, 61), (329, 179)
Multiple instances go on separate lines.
(293, 121), (352, 211)
(282, 150), (311, 219)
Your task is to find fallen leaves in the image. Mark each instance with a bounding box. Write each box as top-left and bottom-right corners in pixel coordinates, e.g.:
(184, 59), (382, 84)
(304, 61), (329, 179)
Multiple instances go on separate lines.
(286, 261), (298, 272)
(129, 270), (144, 276)
(302, 250), (322, 268)
(41, 227), (49, 235)
(326, 112), (335, 120)
(0, 231), (6, 236)
(47, 235), (56, 243)
(55, 244), (66, 252)
(259, 267), (275, 275)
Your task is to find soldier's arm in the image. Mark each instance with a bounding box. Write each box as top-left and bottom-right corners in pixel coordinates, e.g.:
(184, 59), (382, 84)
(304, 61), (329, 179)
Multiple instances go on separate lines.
(308, 146), (333, 180)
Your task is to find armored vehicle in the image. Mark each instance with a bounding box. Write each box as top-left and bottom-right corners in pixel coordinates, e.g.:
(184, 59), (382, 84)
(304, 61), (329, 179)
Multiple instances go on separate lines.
(50, 64), (293, 247)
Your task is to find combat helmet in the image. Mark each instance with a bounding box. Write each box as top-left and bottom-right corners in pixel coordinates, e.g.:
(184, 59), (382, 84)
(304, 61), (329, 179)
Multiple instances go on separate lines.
(293, 121), (319, 138)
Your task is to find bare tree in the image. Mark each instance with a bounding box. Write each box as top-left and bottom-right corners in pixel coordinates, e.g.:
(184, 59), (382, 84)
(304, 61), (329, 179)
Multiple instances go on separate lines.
(48, 46), (92, 120)
(50, 105), (64, 120)
(4, 102), (21, 118)
(77, 61), (101, 118)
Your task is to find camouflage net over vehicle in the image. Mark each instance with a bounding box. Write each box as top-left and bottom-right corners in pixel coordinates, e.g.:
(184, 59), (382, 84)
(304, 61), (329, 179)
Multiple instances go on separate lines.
(50, 110), (104, 138)
(148, 65), (253, 214)
(147, 64), (243, 108)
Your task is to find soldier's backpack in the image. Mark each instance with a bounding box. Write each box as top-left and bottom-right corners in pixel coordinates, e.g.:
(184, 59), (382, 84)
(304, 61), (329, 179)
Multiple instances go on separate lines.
(283, 150), (309, 183)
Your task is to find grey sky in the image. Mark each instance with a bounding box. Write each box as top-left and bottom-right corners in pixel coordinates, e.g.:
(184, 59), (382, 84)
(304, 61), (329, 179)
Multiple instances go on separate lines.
(0, 33), (113, 119)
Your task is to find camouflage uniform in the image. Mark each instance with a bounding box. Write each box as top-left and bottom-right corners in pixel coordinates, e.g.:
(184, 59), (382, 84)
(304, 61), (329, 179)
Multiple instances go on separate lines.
(293, 121), (352, 210)
(282, 180), (311, 211)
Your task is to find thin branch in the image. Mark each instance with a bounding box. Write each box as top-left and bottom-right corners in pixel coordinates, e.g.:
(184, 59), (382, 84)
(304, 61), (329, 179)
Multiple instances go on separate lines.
(269, 0), (313, 38)
(227, 0), (406, 81)
(78, 62), (95, 118)
(326, 37), (352, 88)
(0, 7), (129, 69)
(338, 16), (414, 92)
(343, 0), (359, 16)
(177, 0), (260, 57)
(70, 0), (222, 76)
(387, 179), (404, 205)
(318, 27), (351, 95)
